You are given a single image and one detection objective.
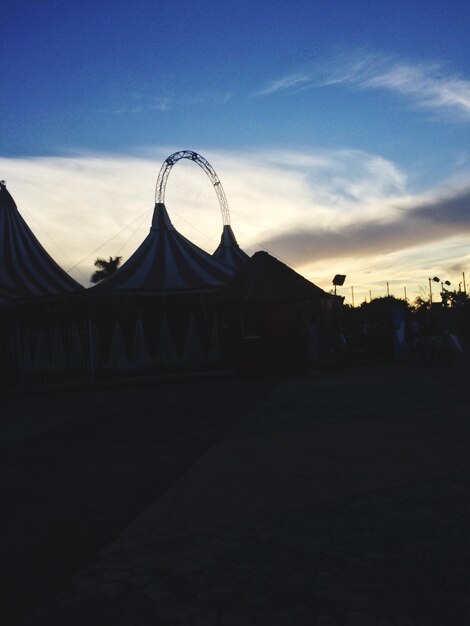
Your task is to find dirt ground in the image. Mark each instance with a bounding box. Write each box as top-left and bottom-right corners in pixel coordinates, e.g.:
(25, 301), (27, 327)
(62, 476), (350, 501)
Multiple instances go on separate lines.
(1, 363), (470, 625)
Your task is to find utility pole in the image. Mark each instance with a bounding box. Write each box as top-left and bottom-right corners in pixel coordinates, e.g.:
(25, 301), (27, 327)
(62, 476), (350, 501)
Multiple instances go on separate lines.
(386, 282), (390, 297)
(351, 286), (355, 307)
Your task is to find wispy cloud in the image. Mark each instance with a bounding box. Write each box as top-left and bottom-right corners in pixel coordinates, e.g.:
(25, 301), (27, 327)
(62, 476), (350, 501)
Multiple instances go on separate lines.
(111, 95), (171, 114)
(189, 92), (233, 106)
(356, 58), (470, 118)
(256, 52), (470, 120)
(105, 88), (234, 115)
(255, 72), (312, 96)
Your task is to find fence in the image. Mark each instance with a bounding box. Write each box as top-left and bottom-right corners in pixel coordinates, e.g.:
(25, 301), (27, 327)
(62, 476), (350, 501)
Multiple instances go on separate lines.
(4, 315), (221, 388)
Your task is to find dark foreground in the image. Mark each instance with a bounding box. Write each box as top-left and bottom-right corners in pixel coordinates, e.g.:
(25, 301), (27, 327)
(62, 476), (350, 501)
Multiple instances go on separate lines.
(1, 364), (470, 625)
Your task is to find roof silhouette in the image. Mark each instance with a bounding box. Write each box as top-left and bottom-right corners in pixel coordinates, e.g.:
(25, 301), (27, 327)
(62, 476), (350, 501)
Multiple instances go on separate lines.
(217, 250), (333, 303)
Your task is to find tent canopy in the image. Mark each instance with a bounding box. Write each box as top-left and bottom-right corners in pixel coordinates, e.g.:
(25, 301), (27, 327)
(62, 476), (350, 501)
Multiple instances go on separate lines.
(93, 202), (235, 293)
(0, 181), (83, 303)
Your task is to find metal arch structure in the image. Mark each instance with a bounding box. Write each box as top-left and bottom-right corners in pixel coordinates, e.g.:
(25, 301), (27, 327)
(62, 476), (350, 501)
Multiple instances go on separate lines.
(155, 150), (231, 226)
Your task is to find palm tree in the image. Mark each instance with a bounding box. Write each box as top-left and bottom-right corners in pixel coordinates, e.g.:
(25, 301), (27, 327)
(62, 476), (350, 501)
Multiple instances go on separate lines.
(90, 256), (122, 284)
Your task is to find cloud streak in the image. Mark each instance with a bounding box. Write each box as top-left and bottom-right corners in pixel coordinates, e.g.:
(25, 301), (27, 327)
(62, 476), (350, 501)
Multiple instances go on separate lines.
(257, 185), (470, 265)
(257, 52), (470, 120)
(110, 95), (172, 114)
(255, 72), (312, 96)
(104, 88), (234, 116)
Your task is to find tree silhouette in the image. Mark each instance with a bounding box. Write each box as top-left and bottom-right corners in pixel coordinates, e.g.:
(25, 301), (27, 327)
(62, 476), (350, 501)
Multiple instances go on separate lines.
(440, 289), (469, 308)
(90, 256), (122, 284)
(412, 296), (429, 310)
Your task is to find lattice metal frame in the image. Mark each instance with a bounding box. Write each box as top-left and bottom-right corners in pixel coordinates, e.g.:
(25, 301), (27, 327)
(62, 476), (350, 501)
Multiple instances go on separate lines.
(155, 150), (231, 226)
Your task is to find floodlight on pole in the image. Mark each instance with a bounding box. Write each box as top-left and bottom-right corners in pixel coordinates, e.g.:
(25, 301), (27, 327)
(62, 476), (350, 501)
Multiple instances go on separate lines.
(440, 279), (451, 304)
(332, 274), (346, 296)
(429, 276), (440, 304)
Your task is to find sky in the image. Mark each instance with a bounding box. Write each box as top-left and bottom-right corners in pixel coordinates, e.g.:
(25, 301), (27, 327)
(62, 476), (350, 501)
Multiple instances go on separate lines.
(2, 0), (470, 303)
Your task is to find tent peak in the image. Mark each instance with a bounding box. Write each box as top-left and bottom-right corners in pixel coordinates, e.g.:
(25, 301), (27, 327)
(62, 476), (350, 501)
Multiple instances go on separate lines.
(0, 180), (17, 210)
(151, 202), (175, 232)
(213, 224), (249, 270)
(0, 182), (83, 301)
(220, 224), (238, 247)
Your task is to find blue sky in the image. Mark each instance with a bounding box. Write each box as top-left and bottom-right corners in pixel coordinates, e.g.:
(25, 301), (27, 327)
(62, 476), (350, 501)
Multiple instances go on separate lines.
(2, 0), (470, 301)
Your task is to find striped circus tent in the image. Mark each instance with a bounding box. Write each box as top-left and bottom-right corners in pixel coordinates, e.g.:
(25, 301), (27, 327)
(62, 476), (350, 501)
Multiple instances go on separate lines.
(0, 181), (83, 303)
(93, 202), (234, 293)
(129, 317), (153, 370)
(155, 313), (179, 367)
(213, 224), (249, 271)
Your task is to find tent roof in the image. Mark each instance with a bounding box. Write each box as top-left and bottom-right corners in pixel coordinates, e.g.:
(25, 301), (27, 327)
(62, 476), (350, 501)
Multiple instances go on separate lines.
(212, 225), (249, 271)
(216, 250), (334, 303)
(0, 182), (83, 303)
(93, 202), (235, 293)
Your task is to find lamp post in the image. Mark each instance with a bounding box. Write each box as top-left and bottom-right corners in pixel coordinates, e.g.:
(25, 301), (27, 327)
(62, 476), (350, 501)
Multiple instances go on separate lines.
(429, 276), (440, 304)
(332, 274), (346, 296)
(440, 279), (451, 305)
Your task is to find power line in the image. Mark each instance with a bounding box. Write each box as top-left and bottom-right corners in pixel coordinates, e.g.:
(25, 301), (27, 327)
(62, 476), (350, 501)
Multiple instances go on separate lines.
(66, 208), (152, 272)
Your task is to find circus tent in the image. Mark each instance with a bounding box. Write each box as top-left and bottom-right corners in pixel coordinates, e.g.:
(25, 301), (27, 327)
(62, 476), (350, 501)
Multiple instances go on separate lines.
(93, 202), (235, 293)
(212, 224), (249, 270)
(0, 181), (83, 304)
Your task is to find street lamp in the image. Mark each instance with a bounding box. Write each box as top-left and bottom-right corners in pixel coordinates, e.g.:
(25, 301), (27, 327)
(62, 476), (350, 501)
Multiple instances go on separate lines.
(440, 279), (451, 305)
(428, 276), (451, 305)
(429, 276), (440, 304)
